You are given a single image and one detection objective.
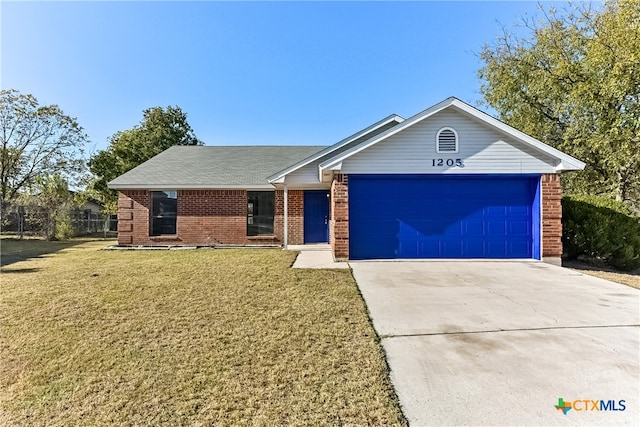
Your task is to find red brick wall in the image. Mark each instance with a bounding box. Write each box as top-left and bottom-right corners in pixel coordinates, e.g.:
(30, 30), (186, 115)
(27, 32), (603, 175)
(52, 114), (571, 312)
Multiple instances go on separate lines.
(330, 174), (349, 260)
(178, 190), (249, 245)
(541, 174), (563, 259)
(117, 190), (149, 245)
(285, 190), (304, 245)
(117, 189), (307, 246)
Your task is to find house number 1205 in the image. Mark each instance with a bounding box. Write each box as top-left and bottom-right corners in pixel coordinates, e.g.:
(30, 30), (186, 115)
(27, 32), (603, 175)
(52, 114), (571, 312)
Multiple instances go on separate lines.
(432, 158), (464, 167)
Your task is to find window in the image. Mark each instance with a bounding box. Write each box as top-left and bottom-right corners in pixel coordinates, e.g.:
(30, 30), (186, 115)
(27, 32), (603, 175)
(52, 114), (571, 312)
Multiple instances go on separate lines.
(436, 127), (458, 153)
(151, 191), (177, 235)
(247, 191), (274, 236)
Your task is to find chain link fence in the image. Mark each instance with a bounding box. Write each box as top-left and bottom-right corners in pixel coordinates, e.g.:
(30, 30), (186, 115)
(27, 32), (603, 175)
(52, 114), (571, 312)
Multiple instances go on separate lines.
(2, 206), (117, 238)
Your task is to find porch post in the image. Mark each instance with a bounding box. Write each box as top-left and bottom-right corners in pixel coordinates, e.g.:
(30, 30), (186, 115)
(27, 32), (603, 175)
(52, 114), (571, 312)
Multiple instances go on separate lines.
(283, 184), (288, 248)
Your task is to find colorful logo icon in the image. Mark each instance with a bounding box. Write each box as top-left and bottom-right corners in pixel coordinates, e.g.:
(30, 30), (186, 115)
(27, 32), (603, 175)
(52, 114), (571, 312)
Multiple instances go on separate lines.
(554, 397), (626, 414)
(555, 398), (572, 415)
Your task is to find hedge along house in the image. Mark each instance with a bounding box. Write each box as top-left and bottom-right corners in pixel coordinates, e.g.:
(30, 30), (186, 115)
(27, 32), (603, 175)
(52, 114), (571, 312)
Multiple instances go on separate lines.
(109, 97), (585, 264)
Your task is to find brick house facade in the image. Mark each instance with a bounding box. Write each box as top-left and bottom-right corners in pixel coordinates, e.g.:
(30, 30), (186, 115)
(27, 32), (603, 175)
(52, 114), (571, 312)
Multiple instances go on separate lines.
(109, 97), (583, 263)
(117, 189), (305, 246)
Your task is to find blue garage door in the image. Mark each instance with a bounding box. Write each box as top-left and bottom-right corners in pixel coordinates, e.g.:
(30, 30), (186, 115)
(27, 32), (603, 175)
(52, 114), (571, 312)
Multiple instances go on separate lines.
(349, 175), (540, 260)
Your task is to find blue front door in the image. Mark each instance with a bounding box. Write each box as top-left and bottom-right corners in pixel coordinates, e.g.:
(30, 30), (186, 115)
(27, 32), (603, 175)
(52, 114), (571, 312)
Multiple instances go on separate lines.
(304, 190), (329, 243)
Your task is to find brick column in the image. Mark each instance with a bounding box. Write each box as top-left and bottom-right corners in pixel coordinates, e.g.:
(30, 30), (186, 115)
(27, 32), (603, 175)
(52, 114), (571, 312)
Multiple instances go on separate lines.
(289, 190), (304, 245)
(541, 174), (562, 264)
(330, 174), (349, 260)
(117, 190), (150, 245)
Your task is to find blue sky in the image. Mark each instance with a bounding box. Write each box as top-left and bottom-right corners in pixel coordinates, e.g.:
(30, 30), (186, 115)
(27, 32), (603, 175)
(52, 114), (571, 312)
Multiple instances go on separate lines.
(2, 1), (568, 155)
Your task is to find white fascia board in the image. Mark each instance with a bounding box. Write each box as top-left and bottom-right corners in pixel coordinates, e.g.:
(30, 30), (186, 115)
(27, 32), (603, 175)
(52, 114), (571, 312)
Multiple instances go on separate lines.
(266, 114), (405, 183)
(318, 162), (341, 182)
(272, 183), (331, 190)
(109, 184), (276, 190)
(318, 97), (586, 173)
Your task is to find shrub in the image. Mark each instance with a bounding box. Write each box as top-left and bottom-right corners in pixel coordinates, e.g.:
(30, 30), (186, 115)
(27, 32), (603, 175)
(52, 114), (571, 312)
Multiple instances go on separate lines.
(55, 212), (76, 240)
(562, 194), (640, 271)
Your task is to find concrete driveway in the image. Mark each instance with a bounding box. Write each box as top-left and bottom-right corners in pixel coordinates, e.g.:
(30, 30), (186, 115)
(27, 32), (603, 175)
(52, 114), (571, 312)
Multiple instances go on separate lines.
(351, 261), (639, 426)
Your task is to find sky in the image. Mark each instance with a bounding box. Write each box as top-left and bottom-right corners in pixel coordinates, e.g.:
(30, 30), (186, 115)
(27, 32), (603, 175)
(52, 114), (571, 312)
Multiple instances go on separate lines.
(2, 1), (573, 156)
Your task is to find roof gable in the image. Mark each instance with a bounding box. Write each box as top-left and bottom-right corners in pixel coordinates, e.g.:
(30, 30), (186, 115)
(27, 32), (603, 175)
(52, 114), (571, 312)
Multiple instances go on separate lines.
(319, 97), (585, 174)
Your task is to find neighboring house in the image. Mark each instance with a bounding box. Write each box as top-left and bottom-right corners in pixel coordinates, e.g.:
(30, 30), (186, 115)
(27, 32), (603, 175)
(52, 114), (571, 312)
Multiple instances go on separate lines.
(108, 97), (585, 264)
(74, 197), (114, 234)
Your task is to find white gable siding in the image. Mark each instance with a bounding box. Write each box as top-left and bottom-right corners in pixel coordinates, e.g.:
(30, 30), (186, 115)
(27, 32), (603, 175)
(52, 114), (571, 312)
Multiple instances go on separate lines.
(285, 162), (319, 184)
(283, 162), (329, 188)
(340, 109), (558, 174)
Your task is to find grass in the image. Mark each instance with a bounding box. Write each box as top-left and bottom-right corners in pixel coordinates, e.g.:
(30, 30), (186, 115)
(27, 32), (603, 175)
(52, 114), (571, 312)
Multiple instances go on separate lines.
(0, 240), (406, 426)
(564, 260), (640, 289)
(0, 236), (89, 268)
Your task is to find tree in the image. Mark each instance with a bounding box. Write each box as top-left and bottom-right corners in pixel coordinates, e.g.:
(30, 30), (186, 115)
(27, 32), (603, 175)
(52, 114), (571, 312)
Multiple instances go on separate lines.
(0, 89), (87, 216)
(20, 174), (78, 240)
(88, 106), (203, 211)
(478, 0), (640, 207)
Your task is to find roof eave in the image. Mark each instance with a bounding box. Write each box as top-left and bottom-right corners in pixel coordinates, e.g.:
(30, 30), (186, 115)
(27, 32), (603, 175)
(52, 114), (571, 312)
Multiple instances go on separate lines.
(556, 158), (586, 172)
(267, 114), (405, 183)
(108, 183), (276, 190)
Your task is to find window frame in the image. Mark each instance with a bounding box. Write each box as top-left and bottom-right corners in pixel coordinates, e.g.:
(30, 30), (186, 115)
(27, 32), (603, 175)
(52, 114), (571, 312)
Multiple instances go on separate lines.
(150, 190), (178, 236)
(247, 191), (275, 236)
(436, 127), (459, 154)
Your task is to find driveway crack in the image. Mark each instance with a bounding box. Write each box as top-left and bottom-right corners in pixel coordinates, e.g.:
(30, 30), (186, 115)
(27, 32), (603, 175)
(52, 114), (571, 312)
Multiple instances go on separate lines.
(381, 324), (640, 339)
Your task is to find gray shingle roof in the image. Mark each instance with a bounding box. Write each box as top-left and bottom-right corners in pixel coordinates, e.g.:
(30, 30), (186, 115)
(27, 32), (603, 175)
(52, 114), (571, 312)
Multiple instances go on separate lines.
(108, 145), (326, 189)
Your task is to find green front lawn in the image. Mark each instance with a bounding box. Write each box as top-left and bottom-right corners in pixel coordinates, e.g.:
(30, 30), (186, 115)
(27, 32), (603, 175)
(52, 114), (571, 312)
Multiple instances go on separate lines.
(0, 240), (405, 426)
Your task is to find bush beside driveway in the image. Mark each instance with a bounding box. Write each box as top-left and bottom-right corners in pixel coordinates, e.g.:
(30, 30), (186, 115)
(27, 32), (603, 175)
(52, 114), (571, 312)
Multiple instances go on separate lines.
(0, 241), (406, 426)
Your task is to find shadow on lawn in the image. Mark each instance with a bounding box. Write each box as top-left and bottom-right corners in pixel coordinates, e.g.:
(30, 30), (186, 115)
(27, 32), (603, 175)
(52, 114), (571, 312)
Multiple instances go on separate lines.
(0, 267), (42, 274)
(0, 238), (88, 268)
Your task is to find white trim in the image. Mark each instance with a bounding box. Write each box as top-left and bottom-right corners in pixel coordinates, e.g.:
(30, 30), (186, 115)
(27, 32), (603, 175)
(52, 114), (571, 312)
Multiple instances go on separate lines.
(283, 185), (288, 247)
(266, 114), (404, 183)
(435, 127), (459, 154)
(110, 184), (276, 190)
(319, 97), (585, 173)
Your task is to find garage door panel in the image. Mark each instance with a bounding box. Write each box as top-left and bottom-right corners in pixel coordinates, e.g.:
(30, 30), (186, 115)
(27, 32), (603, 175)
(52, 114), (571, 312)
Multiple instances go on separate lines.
(486, 241), (508, 257)
(442, 241), (464, 257)
(349, 175), (539, 259)
(486, 206), (507, 215)
(510, 221), (530, 235)
(463, 221), (484, 236)
(510, 241), (531, 257)
(509, 205), (530, 215)
(487, 221), (507, 236)
(464, 240), (484, 255)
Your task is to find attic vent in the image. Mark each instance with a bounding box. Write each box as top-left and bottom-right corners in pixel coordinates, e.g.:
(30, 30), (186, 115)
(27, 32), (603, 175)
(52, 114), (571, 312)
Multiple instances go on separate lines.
(436, 127), (458, 153)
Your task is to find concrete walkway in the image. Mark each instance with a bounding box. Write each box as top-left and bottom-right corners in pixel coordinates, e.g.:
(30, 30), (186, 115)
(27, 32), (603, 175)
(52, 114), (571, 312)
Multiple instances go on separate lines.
(288, 244), (350, 269)
(352, 260), (640, 426)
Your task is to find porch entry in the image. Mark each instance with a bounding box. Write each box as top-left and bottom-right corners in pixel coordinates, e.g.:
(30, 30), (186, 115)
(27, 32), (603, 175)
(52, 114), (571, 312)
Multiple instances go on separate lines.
(303, 190), (329, 243)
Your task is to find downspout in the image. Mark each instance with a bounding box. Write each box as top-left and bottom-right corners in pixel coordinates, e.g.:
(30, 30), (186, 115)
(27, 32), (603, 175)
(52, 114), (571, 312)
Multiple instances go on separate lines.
(283, 184), (288, 248)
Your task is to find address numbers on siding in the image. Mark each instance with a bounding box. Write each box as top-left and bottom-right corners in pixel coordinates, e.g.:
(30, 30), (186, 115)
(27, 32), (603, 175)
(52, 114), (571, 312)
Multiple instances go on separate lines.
(432, 158), (464, 167)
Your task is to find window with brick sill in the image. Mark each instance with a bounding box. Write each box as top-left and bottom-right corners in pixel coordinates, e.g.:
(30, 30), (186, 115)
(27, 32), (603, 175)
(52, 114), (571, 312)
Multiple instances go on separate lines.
(247, 191), (274, 236)
(150, 191), (177, 236)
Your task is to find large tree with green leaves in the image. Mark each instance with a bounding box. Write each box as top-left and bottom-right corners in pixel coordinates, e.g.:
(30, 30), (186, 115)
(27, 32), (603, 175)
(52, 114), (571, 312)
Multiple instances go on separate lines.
(479, 0), (640, 207)
(88, 106), (203, 211)
(0, 89), (87, 215)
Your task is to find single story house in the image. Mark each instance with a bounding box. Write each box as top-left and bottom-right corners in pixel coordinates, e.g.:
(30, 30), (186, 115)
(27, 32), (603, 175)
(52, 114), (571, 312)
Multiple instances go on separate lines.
(108, 97), (585, 264)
